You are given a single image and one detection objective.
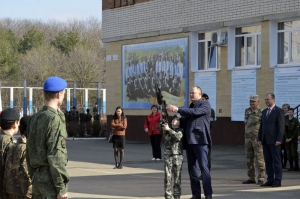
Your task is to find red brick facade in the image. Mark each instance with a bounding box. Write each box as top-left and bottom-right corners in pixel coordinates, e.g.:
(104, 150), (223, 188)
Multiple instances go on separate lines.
(102, 0), (151, 10)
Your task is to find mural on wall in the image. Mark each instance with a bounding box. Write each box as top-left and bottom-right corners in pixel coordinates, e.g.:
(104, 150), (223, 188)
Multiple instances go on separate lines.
(122, 37), (189, 109)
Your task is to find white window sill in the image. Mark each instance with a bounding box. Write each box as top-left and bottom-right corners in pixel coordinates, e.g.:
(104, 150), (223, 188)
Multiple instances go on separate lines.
(192, 68), (220, 73)
(272, 64), (300, 68)
(228, 65), (261, 70)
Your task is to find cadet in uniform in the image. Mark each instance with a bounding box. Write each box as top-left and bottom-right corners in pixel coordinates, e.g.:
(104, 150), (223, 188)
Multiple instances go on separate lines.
(0, 108), (20, 199)
(4, 116), (32, 199)
(161, 113), (184, 199)
(26, 76), (69, 199)
(242, 95), (265, 185)
(285, 108), (299, 171)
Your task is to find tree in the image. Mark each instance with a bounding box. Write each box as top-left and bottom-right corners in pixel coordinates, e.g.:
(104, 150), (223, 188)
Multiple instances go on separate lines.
(0, 28), (19, 80)
(18, 26), (44, 54)
(50, 29), (81, 55)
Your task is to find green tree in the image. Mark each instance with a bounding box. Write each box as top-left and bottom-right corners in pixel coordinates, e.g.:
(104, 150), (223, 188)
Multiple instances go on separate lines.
(50, 29), (81, 55)
(18, 26), (44, 54)
(0, 28), (19, 79)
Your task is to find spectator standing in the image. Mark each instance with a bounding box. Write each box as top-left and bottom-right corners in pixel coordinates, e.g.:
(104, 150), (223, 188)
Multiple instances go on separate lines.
(285, 108), (299, 171)
(4, 116), (32, 198)
(242, 95), (265, 185)
(162, 113), (184, 199)
(26, 76), (69, 199)
(0, 108), (20, 199)
(166, 86), (213, 199)
(144, 105), (162, 161)
(281, 103), (290, 169)
(258, 93), (284, 187)
(85, 109), (92, 135)
(111, 106), (127, 169)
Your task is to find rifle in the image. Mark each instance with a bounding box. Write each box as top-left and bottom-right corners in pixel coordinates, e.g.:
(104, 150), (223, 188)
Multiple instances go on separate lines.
(154, 82), (168, 133)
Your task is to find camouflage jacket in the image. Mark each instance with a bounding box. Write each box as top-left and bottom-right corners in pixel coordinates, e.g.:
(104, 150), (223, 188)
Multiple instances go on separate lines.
(163, 127), (183, 156)
(4, 137), (32, 198)
(244, 107), (262, 138)
(284, 117), (299, 141)
(0, 130), (14, 197)
(26, 106), (69, 195)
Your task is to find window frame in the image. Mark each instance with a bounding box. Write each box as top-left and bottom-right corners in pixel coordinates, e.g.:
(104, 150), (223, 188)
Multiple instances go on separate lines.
(277, 23), (300, 66)
(196, 32), (219, 71)
(234, 29), (261, 67)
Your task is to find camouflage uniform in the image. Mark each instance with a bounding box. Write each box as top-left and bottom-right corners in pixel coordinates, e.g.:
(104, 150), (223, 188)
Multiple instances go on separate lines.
(0, 130), (14, 199)
(284, 117), (299, 167)
(26, 106), (69, 198)
(244, 107), (265, 182)
(163, 127), (183, 199)
(4, 137), (32, 199)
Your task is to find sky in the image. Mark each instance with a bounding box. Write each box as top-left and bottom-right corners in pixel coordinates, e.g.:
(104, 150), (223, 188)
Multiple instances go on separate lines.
(0, 0), (102, 22)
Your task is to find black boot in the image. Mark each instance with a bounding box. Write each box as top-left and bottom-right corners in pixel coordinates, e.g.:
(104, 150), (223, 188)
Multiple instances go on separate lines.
(288, 161), (294, 171)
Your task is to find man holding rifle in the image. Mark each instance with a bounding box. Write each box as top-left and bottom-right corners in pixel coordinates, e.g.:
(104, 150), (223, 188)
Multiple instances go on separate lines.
(166, 86), (213, 199)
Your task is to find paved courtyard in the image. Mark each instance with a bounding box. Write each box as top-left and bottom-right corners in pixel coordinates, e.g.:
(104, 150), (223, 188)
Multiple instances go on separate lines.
(65, 138), (300, 199)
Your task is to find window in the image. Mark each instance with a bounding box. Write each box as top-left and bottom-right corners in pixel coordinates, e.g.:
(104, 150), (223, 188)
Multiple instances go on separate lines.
(277, 20), (300, 65)
(197, 33), (218, 70)
(235, 25), (261, 67)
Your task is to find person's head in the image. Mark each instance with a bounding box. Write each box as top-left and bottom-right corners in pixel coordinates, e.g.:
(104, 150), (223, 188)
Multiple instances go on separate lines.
(265, 93), (275, 108)
(190, 86), (202, 103)
(171, 113), (181, 128)
(282, 103), (290, 114)
(114, 106), (125, 119)
(287, 108), (294, 117)
(86, 109), (90, 113)
(95, 103), (98, 107)
(151, 104), (158, 115)
(201, 93), (209, 101)
(19, 116), (31, 136)
(0, 108), (20, 134)
(43, 76), (67, 108)
(249, 95), (259, 110)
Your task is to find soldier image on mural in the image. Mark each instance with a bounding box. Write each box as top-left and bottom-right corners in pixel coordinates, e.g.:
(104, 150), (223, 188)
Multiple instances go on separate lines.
(122, 38), (189, 109)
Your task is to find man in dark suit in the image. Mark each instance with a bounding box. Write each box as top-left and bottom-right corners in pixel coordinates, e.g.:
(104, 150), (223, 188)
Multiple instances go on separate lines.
(167, 86), (212, 199)
(258, 93), (285, 187)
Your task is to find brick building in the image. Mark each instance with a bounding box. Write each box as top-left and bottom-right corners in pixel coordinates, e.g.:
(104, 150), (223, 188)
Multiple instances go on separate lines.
(102, 0), (300, 146)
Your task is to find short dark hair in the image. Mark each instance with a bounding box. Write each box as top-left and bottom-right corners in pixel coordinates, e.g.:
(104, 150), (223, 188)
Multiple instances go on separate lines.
(151, 104), (158, 110)
(44, 91), (58, 101)
(0, 119), (18, 130)
(282, 104), (290, 109)
(288, 108), (294, 112)
(266, 93), (275, 99)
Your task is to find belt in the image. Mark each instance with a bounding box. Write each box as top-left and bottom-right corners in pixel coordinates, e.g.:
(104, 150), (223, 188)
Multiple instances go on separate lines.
(36, 166), (49, 172)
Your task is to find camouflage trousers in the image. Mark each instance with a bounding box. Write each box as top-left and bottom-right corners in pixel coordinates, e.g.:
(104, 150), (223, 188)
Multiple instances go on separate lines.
(31, 171), (57, 199)
(245, 138), (265, 182)
(164, 154), (183, 199)
(286, 140), (298, 162)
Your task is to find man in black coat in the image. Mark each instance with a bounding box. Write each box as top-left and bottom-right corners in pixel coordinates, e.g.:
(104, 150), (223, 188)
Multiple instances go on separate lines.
(258, 93), (285, 187)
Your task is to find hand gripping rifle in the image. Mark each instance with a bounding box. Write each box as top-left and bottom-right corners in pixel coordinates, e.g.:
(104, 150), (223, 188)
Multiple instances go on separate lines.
(154, 82), (169, 133)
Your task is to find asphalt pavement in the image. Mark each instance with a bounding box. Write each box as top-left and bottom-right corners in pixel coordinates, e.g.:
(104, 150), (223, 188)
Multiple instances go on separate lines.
(61, 137), (300, 199)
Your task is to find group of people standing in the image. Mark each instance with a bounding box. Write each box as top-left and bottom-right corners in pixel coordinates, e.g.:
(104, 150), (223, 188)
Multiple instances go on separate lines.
(243, 93), (300, 188)
(0, 76), (69, 199)
(125, 52), (184, 101)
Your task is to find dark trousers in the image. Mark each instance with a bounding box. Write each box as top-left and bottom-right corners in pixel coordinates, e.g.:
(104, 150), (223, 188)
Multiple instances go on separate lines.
(263, 144), (282, 183)
(281, 143), (287, 167)
(186, 144), (212, 197)
(150, 134), (162, 159)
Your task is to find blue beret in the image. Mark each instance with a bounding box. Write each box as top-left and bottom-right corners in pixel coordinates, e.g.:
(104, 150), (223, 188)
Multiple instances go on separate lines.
(43, 76), (67, 92)
(1, 108), (20, 121)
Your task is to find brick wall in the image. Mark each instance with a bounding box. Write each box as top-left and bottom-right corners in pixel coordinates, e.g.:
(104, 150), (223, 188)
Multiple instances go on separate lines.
(103, 0), (300, 41)
(102, 0), (151, 10)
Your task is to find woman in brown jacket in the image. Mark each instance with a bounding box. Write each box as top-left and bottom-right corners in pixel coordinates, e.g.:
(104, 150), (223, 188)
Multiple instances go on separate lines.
(111, 106), (127, 169)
